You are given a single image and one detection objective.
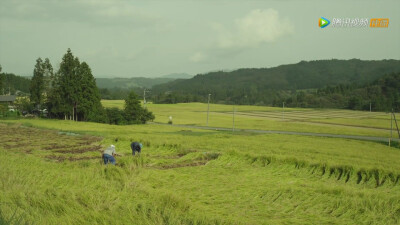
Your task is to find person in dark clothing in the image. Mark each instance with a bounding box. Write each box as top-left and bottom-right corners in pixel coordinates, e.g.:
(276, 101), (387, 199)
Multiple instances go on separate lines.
(131, 142), (142, 156)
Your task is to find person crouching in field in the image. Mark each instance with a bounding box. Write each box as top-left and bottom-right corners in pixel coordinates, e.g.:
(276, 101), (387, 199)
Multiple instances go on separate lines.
(102, 145), (120, 165)
(131, 142), (142, 156)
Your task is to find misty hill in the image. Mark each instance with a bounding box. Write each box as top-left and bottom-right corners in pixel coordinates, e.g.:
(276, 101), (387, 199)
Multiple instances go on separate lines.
(96, 77), (174, 89)
(152, 59), (400, 105)
(160, 73), (193, 79)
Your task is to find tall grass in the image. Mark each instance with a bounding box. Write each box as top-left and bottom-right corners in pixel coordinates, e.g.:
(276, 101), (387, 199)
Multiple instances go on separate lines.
(1, 119), (400, 224)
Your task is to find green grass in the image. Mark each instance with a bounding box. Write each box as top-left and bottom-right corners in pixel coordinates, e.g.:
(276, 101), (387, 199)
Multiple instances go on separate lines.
(101, 100), (125, 109)
(102, 100), (397, 138)
(1, 118), (400, 224)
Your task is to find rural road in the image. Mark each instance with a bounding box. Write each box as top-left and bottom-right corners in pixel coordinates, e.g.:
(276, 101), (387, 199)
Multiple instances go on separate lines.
(153, 123), (400, 143)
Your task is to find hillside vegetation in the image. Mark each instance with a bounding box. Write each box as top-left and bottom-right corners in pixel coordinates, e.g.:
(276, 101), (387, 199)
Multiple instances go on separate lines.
(0, 73), (30, 95)
(152, 59), (400, 108)
(276, 72), (400, 111)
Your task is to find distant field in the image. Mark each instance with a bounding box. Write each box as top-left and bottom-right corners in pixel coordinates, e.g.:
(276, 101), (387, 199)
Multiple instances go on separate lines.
(101, 100), (399, 138)
(1, 119), (400, 224)
(101, 99), (125, 109)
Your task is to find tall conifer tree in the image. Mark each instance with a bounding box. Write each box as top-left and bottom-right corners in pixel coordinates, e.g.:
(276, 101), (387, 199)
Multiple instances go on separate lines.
(30, 58), (45, 108)
(48, 48), (104, 121)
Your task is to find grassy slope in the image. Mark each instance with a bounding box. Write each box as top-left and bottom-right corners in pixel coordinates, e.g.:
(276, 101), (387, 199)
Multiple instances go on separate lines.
(1, 119), (400, 224)
(102, 100), (396, 138)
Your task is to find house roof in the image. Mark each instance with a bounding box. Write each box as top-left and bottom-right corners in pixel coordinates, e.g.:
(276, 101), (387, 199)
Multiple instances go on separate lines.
(0, 95), (17, 102)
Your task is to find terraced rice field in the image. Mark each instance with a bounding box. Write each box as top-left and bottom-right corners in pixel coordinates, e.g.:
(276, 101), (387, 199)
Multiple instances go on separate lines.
(0, 124), (103, 162)
(1, 118), (400, 224)
(101, 101), (398, 138)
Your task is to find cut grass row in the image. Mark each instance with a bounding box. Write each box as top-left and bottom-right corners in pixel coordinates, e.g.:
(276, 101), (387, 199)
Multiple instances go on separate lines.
(2, 120), (399, 173)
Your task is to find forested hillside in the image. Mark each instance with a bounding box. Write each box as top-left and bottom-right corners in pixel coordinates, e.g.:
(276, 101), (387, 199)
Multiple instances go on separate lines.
(275, 73), (400, 111)
(96, 77), (176, 100)
(0, 73), (30, 95)
(152, 59), (400, 108)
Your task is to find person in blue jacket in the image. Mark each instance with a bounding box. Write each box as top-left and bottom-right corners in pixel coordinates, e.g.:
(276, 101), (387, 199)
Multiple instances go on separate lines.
(131, 142), (142, 156)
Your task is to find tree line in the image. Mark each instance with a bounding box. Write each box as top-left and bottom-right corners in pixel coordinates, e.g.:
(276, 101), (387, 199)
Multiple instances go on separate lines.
(0, 66), (30, 95)
(3, 58), (400, 114)
(151, 72), (400, 112)
(151, 59), (400, 111)
(272, 73), (400, 112)
(27, 49), (154, 124)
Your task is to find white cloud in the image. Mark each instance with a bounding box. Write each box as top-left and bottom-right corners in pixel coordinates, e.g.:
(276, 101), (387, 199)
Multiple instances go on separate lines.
(190, 9), (294, 63)
(189, 52), (207, 63)
(215, 9), (294, 49)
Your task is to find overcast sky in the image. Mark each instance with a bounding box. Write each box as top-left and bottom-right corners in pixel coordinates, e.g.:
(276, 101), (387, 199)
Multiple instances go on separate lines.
(0, 0), (399, 78)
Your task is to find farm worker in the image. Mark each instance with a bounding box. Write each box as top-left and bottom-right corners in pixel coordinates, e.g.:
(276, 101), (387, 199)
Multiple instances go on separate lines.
(131, 142), (143, 156)
(102, 144), (119, 165)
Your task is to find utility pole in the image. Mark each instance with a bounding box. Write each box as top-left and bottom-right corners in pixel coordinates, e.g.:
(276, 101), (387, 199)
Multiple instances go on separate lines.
(390, 111), (393, 147)
(393, 110), (400, 139)
(207, 94), (211, 126)
(370, 102), (371, 112)
(143, 89), (150, 108)
(282, 102), (285, 120)
(143, 89), (146, 108)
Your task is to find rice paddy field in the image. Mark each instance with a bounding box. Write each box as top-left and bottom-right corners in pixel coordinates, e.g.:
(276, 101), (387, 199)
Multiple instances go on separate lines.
(103, 100), (399, 138)
(1, 102), (400, 224)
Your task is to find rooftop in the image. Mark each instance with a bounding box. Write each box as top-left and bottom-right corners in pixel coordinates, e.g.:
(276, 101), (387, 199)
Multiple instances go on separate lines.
(0, 95), (17, 102)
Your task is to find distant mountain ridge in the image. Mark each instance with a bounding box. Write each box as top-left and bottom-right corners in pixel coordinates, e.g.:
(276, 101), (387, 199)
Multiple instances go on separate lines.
(151, 59), (400, 105)
(95, 73), (192, 89)
(96, 77), (175, 89)
(160, 73), (193, 79)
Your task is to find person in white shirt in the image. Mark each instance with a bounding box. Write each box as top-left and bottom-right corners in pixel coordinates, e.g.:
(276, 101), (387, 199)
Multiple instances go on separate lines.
(102, 145), (120, 165)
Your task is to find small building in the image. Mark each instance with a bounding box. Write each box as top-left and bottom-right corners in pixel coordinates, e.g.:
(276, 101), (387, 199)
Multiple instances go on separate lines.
(0, 95), (17, 105)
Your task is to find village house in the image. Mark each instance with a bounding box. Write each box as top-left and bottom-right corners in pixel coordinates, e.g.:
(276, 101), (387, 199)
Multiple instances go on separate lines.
(0, 95), (17, 111)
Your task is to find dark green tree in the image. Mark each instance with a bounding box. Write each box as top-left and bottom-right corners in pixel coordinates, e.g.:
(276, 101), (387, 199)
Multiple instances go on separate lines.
(43, 58), (54, 96)
(124, 91), (154, 124)
(77, 62), (104, 122)
(54, 49), (82, 119)
(48, 49), (74, 119)
(47, 49), (105, 121)
(46, 67), (65, 118)
(30, 58), (45, 108)
(106, 107), (126, 125)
